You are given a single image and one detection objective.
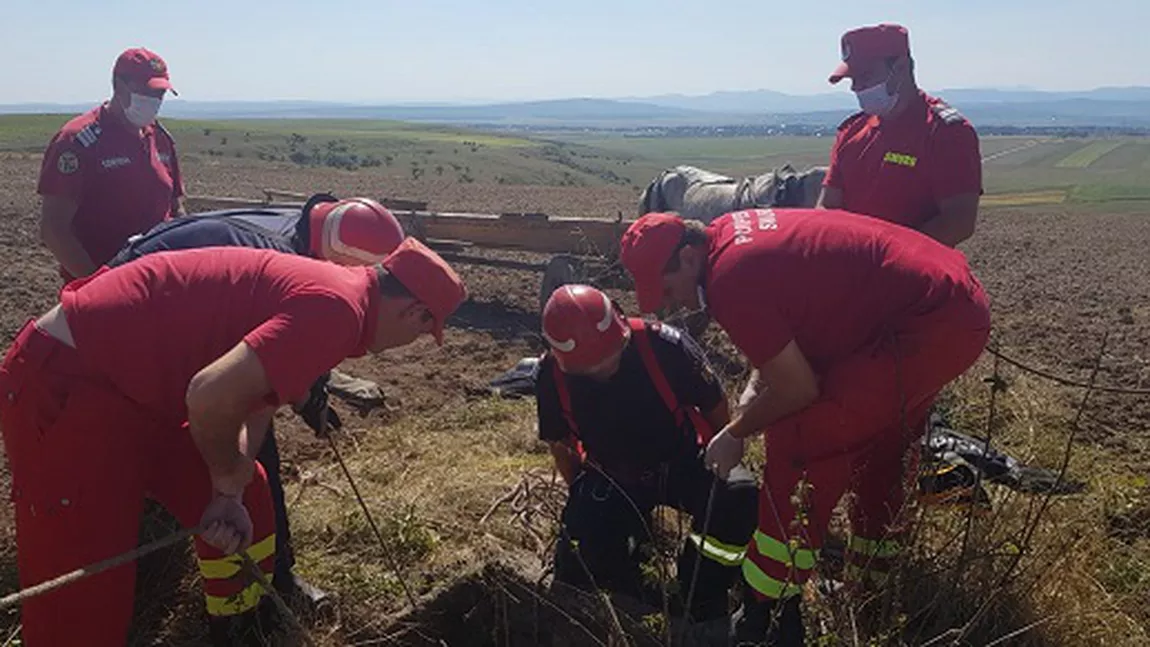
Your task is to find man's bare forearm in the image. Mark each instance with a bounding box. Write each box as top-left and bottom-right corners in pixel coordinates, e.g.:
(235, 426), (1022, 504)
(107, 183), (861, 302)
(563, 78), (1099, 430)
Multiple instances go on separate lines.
(189, 407), (255, 496)
(41, 220), (96, 277)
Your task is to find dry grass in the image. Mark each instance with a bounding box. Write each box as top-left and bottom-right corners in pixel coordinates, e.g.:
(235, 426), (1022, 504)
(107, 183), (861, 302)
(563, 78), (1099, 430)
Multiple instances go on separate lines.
(283, 394), (556, 643)
(795, 357), (1150, 646)
(13, 332), (1147, 647)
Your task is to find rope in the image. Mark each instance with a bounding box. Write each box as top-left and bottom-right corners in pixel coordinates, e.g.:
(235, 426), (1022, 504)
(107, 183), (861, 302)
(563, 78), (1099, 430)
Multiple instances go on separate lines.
(0, 521), (319, 644)
(986, 346), (1150, 396)
(321, 397), (420, 610)
(0, 523), (207, 610)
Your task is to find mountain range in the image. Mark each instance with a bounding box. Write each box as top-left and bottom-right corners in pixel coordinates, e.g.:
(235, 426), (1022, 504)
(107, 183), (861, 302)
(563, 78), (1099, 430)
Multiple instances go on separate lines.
(3, 87), (1149, 129)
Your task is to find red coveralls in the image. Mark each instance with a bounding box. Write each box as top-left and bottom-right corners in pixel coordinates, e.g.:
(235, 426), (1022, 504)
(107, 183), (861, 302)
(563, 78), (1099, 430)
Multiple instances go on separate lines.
(703, 208), (991, 600)
(0, 247), (382, 646)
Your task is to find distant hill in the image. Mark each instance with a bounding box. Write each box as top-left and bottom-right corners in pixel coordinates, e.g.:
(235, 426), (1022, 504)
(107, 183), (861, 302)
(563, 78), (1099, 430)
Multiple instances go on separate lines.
(3, 87), (1149, 129)
(622, 89), (855, 114)
(628, 86), (1150, 114)
(0, 98), (703, 123)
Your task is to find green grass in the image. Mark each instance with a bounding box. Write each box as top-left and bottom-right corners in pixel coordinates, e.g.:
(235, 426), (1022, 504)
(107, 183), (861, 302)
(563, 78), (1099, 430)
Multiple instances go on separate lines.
(1089, 141), (1150, 170)
(4, 114), (1149, 206)
(978, 136), (1044, 157)
(567, 135), (833, 160)
(1069, 183), (1150, 203)
(0, 113), (74, 150)
(1055, 140), (1127, 168)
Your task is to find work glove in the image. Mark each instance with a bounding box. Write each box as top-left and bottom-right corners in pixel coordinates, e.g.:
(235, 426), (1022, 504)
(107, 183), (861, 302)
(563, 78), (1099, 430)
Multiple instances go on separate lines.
(704, 428), (745, 480)
(199, 492), (253, 555)
(293, 372), (343, 437)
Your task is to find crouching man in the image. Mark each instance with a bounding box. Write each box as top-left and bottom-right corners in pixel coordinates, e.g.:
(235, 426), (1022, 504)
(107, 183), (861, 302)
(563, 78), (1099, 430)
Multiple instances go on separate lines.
(620, 209), (990, 646)
(0, 240), (465, 646)
(536, 284), (757, 622)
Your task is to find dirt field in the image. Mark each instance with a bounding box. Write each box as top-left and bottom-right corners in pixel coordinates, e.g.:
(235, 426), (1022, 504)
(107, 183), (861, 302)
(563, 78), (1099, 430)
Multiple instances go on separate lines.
(1, 150), (1149, 644)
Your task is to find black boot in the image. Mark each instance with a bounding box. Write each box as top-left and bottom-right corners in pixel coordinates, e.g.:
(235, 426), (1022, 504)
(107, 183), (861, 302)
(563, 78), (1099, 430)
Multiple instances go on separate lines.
(208, 596), (287, 646)
(730, 589), (804, 647)
(208, 608), (269, 646)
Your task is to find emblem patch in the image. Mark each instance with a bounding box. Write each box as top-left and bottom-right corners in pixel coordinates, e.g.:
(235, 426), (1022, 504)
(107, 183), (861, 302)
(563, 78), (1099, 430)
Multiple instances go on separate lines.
(57, 151), (79, 175)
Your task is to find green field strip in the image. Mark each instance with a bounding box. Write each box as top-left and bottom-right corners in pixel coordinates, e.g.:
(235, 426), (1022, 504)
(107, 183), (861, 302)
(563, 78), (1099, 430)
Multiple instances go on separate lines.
(1054, 140), (1126, 168)
(1086, 141), (1150, 170)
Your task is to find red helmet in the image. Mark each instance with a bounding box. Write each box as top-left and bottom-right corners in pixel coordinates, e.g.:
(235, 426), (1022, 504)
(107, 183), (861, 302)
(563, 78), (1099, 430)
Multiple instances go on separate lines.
(308, 198), (405, 264)
(542, 284), (630, 373)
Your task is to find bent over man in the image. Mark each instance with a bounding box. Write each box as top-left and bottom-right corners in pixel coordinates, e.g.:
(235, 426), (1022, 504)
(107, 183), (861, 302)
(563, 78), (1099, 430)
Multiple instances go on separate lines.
(620, 209), (990, 645)
(536, 285), (757, 621)
(106, 194), (405, 609)
(0, 240), (465, 646)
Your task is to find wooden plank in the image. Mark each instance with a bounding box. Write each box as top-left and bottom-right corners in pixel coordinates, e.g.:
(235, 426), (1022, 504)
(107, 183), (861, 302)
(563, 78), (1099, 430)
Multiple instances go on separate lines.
(383, 198), (430, 211)
(394, 211), (626, 257)
(184, 195), (300, 211)
(182, 194), (629, 258)
(260, 189), (429, 212)
(263, 188), (310, 202)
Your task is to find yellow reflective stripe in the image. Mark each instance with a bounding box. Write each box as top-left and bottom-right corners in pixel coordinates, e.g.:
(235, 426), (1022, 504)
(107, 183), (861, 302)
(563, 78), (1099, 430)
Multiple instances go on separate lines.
(741, 558), (802, 600)
(847, 535), (901, 559)
(689, 533), (746, 566)
(199, 533), (277, 580)
(750, 530), (817, 570)
(204, 579), (265, 616)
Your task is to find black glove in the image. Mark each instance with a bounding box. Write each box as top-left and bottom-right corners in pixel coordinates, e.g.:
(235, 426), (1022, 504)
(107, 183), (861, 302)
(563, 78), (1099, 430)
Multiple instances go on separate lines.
(293, 372), (343, 437)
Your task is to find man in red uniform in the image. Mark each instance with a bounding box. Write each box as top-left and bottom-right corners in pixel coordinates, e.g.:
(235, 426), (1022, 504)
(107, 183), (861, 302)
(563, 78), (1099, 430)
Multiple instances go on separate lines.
(818, 24), (982, 248)
(38, 46), (184, 279)
(0, 239), (466, 646)
(620, 209), (990, 645)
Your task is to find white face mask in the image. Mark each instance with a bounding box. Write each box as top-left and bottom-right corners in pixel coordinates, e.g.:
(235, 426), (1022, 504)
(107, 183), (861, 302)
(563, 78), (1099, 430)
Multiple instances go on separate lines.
(854, 77), (898, 116)
(124, 93), (162, 127)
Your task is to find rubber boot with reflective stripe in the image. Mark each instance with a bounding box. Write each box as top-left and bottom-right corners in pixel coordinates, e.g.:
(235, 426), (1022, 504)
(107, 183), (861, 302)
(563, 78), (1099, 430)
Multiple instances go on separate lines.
(677, 532), (745, 620)
(730, 588), (804, 647)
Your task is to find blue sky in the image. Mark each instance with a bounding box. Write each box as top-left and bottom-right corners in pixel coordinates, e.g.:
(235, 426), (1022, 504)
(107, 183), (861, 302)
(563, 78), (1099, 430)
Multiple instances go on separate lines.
(0, 0), (1144, 104)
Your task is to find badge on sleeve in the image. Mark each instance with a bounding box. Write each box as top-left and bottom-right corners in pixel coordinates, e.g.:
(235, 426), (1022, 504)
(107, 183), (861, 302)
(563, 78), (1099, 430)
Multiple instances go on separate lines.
(57, 151), (79, 175)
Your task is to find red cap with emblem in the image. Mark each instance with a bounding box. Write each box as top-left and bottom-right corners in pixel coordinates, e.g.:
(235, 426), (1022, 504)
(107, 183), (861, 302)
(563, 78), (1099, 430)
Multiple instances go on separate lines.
(309, 198), (405, 264)
(380, 237), (467, 345)
(619, 212), (687, 315)
(829, 24), (911, 84)
(543, 284), (630, 373)
(113, 47), (176, 94)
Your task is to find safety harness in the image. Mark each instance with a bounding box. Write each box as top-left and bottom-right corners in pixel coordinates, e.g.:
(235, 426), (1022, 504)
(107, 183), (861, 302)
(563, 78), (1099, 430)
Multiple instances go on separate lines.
(550, 318), (715, 459)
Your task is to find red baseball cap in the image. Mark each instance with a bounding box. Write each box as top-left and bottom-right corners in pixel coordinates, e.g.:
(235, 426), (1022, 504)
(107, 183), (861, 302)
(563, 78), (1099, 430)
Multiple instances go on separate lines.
(829, 24), (910, 84)
(113, 47), (176, 94)
(380, 237), (467, 345)
(619, 213), (687, 315)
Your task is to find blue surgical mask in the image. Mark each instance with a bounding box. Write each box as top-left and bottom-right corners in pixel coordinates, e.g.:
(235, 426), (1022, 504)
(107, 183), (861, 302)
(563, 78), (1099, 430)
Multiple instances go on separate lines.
(124, 93), (162, 127)
(854, 77), (898, 117)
